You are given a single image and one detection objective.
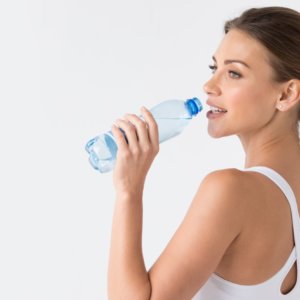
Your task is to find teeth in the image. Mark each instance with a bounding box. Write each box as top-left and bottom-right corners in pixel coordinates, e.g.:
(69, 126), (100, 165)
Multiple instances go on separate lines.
(210, 106), (227, 113)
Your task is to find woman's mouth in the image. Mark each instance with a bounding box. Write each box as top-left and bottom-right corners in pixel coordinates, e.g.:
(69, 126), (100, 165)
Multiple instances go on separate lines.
(206, 106), (227, 119)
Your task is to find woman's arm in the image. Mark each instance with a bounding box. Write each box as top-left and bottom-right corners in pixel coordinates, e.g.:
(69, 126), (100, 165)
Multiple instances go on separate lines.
(107, 107), (158, 299)
(107, 107), (247, 299)
(147, 169), (247, 299)
(108, 191), (151, 300)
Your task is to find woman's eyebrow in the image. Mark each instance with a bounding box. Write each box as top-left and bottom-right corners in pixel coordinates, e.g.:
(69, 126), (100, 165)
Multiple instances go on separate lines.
(212, 56), (251, 69)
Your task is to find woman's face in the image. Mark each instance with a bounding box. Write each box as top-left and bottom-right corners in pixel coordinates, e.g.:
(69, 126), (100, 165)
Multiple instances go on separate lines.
(203, 29), (282, 139)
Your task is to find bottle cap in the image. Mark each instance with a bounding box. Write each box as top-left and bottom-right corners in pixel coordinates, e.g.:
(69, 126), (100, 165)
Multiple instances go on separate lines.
(185, 97), (203, 117)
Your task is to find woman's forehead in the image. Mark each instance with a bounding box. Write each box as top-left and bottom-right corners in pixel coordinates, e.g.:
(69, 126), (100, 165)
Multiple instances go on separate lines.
(214, 29), (270, 66)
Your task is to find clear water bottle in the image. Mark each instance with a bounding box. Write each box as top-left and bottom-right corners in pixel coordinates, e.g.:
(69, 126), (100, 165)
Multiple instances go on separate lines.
(85, 97), (202, 173)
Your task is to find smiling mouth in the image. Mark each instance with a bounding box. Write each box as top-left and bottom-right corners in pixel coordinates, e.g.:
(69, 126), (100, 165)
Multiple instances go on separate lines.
(209, 106), (227, 113)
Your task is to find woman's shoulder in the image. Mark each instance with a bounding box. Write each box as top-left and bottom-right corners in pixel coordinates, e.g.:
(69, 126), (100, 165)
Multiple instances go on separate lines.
(202, 167), (254, 190)
(187, 168), (254, 253)
(199, 167), (258, 208)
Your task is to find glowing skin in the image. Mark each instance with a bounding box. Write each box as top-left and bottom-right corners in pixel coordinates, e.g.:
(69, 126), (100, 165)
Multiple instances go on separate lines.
(204, 29), (282, 140)
(107, 28), (300, 300)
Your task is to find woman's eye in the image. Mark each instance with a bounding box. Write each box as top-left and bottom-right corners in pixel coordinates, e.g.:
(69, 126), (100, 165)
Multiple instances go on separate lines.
(208, 65), (217, 73)
(229, 71), (241, 79)
(208, 65), (242, 79)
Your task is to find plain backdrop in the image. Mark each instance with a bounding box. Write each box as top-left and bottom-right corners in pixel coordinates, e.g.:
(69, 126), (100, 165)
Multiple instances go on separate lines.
(0, 1), (299, 299)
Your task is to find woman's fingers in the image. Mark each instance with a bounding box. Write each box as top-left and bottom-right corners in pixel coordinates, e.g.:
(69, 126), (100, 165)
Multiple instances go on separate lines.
(122, 113), (150, 147)
(112, 107), (159, 156)
(113, 118), (139, 151)
(111, 124), (128, 152)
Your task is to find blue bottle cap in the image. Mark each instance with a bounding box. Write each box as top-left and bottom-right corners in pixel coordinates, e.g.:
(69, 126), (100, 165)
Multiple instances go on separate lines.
(185, 97), (203, 117)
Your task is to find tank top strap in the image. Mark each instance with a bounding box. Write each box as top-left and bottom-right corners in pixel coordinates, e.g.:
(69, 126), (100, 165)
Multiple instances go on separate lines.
(275, 247), (297, 283)
(243, 166), (300, 287)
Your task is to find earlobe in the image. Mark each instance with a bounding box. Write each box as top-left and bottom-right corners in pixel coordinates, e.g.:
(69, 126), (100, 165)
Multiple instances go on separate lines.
(277, 103), (284, 110)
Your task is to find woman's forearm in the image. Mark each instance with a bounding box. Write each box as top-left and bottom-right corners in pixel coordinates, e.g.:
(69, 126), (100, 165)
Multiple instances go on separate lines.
(107, 192), (151, 300)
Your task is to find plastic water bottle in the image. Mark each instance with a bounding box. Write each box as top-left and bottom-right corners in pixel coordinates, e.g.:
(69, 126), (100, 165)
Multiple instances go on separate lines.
(85, 97), (202, 173)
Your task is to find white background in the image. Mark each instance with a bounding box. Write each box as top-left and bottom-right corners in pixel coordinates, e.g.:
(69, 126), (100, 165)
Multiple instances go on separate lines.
(0, 1), (299, 299)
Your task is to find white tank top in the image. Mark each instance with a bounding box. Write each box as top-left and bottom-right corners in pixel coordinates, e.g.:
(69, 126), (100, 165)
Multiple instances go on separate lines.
(192, 166), (300, 299)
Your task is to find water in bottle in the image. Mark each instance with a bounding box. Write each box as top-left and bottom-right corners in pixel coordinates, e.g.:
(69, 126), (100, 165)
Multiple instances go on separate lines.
(85, 97), (202, 173)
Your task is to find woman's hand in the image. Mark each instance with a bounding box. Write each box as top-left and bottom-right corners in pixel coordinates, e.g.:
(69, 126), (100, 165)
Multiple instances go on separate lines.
(111, 106), (159, 197)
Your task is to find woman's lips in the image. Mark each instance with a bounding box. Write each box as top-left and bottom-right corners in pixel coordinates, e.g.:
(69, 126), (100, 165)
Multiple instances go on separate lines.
(206, 110), (227, 119)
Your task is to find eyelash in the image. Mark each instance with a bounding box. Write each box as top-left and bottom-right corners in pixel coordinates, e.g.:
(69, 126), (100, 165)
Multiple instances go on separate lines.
(208, 65), (242, 79)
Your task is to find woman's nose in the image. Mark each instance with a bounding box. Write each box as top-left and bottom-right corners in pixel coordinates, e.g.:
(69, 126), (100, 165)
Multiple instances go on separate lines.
(203, 77), (221, 95)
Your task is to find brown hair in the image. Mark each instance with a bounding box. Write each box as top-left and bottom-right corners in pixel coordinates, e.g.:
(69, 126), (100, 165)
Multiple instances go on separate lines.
(224, 7), (300, 82)
(224, 6), (300, 124)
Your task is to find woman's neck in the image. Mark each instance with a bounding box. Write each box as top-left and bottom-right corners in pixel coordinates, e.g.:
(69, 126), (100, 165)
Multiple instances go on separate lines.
(239, 130), (300, 170)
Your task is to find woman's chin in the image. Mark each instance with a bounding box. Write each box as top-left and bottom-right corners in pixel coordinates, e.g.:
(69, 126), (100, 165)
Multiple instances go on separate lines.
(207, 128), (231, 139)
(207, 129), (224, 138)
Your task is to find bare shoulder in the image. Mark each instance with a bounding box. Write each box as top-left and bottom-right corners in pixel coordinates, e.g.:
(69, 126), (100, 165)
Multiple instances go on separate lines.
(203, 167), (250, 184)
(147, 168), (253, 299)
(193, 168), (256, 227)
(199, 167), (252, 202)
(198, 166), (262, 222)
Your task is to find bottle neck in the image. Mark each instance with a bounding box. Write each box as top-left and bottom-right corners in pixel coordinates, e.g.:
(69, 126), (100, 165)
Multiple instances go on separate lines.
(185, 97), (202, 117)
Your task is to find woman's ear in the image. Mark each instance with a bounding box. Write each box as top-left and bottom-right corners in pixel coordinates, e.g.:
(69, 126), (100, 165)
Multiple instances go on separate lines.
(277, 79), (300, 111)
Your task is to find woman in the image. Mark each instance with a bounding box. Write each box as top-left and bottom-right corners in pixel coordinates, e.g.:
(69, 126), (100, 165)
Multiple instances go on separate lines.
(108, 6), (300, 299)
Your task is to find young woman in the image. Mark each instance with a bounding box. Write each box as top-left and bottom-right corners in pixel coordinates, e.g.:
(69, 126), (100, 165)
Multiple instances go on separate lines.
(108, 6), (300, 299)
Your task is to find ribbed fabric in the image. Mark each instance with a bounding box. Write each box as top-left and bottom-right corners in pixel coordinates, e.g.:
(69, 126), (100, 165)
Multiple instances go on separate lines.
(192, 166), (300, 299)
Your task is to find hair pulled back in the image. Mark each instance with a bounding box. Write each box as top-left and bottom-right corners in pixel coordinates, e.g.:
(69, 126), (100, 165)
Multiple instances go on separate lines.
(225, 7), (300, 83)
